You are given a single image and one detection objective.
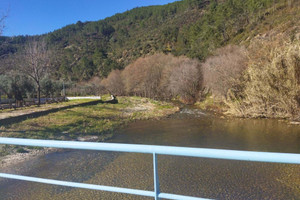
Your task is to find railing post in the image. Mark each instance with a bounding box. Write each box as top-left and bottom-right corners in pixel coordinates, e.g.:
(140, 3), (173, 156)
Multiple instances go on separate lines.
(153, 153), (160, 200)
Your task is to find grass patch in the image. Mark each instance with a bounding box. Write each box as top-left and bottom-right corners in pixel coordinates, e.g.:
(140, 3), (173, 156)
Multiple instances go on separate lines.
(195, 95), (226, 113)
(0, 99), (94, 115)
(0, 96), (178, 140)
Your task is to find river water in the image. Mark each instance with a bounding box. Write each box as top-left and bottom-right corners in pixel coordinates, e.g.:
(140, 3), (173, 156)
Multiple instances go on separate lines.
(0, 109), (300, 199)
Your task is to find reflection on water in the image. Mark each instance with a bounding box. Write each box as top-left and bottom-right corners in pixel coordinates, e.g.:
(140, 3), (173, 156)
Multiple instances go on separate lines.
(179, 108), (207, 116)
(0, 109), (300, 199)
(113, 113), (300, 153)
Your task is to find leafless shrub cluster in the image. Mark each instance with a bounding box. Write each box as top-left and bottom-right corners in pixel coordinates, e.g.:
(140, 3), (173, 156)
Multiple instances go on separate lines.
(121, 54), (174, 99)
(202, 45), (248, 99)
(168, 59), (201, 103)
(101, 53), (202, 103)
(101, 70), (124, 95)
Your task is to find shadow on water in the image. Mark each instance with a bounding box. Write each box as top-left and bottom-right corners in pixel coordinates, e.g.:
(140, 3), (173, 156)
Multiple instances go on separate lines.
(0, 107), (300, 200)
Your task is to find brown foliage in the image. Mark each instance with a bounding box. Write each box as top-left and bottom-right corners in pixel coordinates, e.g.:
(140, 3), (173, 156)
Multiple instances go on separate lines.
(101, 70), (124, 95)
(121, 56), (149, 97)
(121, 54), (168, 98)
(101, 53), (202, 102)
(226, 38), (300, 119)
(169, 59), (201, 103)
(202, 45), (248, 98)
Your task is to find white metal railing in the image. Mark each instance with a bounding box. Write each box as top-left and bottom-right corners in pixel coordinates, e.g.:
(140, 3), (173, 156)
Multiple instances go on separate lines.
(0, 137), (299, 200)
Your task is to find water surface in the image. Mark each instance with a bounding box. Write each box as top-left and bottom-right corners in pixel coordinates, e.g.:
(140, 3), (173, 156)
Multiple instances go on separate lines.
(0, 110), (299, 199)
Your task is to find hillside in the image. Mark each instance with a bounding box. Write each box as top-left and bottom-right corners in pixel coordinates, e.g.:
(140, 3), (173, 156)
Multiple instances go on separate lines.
(0, 0), (206, 80)
(1, 0), (299, 82)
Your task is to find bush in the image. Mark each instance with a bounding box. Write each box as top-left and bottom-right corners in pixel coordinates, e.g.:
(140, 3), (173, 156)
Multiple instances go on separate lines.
(226, 39), (300, 119)
(101, 70), (125, 95)
(169, 58), (201, 103)
(101, 53), (202, 102)
(121, 54), (173, 98)
(202, 45), (248, 98)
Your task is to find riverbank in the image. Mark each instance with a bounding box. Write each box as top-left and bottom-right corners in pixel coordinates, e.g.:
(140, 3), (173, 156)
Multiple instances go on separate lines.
(0, 96), (179, 170)
(0, 99), (96, 116)
(1, 105), (299, 199)
(0, 99), (103, 126)
(195, 95), (300, 124)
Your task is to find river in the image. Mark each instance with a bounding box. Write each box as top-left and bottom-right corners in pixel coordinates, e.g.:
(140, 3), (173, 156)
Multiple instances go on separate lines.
(0, 109), (300, 199)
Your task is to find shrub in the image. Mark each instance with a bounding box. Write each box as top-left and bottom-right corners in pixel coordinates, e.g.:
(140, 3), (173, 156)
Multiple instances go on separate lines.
(202, 45), (248, 99)
(121, 54), (172, 98)
(101, 70), (125, 95)
(169, 58), (201, 103)
(102, 53), (202, 102)
(226, 39), (300, 119)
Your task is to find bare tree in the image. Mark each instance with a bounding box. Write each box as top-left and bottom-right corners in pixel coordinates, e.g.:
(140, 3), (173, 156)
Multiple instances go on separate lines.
(0, 13), (6, 35)
(122, 57), (147, 96)
(0, 12), (7, 73)
(119, 53), (202, 102)
(202, 45), (248, 98)
(169, 59), (201, 103)
(21, 40), (52, 105)
(121, 54), (179, 98)
(101, 69), (125, 95)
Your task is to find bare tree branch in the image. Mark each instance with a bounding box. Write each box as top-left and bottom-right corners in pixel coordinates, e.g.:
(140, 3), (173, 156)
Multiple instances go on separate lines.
(20, 39), (53, 105)
(0, 12), (8, 36)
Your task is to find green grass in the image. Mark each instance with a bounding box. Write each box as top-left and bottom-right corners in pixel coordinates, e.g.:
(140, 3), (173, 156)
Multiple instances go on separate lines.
(0, 99), (94, 114)
(195, 95), (226, 113)
(0, 96), (178, 140)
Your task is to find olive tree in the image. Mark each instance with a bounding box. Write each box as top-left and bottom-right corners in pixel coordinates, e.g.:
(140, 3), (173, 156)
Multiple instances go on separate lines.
(0, 73), (34, 102)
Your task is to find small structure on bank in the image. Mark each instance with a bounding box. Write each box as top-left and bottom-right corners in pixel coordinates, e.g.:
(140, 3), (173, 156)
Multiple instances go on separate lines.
(104, 94), (118, 104)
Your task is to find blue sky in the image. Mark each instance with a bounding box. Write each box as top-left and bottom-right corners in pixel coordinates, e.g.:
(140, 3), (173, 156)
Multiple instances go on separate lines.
(0, 0), (178, 36)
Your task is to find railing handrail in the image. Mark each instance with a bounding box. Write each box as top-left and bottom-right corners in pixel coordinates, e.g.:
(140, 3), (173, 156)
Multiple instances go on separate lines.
(0, 137), (299, 200)
(0, 137), (299, 164)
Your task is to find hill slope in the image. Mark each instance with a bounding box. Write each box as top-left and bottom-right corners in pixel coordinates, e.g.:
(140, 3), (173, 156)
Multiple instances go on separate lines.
(0, 0), (299, 81)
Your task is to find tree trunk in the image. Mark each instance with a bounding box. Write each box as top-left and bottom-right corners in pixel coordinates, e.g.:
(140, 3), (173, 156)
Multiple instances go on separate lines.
(37, 84), (41, 106)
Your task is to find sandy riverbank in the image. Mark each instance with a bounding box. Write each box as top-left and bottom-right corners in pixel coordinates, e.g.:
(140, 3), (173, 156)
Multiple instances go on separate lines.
(0, 148), (57, 173)
(0, 135), (106, 173)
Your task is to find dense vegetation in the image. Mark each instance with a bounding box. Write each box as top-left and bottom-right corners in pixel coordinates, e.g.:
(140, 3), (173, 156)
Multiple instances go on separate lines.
(226, 38), (300, 119)
(101, 54), (201, 103)
(0, 0), (299, 119)
(1, 0), (296, 81)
